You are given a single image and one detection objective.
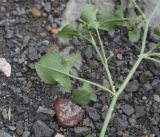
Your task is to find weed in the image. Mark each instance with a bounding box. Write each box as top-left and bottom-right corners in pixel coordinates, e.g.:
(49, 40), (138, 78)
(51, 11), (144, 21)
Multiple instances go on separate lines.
(35, 1), (160, 136)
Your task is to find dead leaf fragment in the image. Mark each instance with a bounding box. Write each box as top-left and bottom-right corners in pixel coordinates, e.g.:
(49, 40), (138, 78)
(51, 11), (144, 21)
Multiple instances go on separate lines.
(143, 134), (149, 137)
(51, 28), (60, 35)
(31, 7), (41, 17)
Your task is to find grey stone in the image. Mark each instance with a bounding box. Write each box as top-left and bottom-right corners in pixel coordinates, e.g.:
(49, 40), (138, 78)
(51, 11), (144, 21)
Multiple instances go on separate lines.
(128, 118), (136, 126)
(42, 40), (50, 46)
(8, 126), (16, 131)
(74, 127), (90, 136)
(44, 2), (51, 13)
(22, 131), (30, 137)
(23, 36), (30, 47)
(6, 30), (13, 39)
(22, 96), (30, 105)
(121, 104), (134, 116)
(36, 106), (55, 117)
(143, 82), (152, 91)
(33, 120), (53, 137)
(16, 121), (24, 136)
(27, 46), (38, 61)
(125, 80), (139, 92)
(2, 109), (8, 120)
(48, 15), (54, 23)
(62, 0), (87, 25)
(135, 106), (146, 118)
(0, 130), (12, 137)
(60, 46), (74, 58)
(151, 127), (160, 136)
(83, 118), (93, 127)
(16, 126), (23, 136)
(16, 7), (25, 15)
(117, 53), (122, 60)
(103, 79), (110, 89)
(16, 105), (25, 113)
(114, 118), (128, 131)
(0, 20), (6, 26)
(86, 107), (100, 121)
(153, 94), (160, 102)
(84, 46), (93, 59)
(0, 6), (5, 12)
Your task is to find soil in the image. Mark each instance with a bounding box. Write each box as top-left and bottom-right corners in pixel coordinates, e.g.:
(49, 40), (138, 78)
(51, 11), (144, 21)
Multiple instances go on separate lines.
(0, 0), (160, 137)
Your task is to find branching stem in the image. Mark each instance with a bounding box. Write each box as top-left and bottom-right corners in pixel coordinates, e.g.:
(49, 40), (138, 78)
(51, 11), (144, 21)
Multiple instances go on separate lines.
(131, 0), (146, 20)
(96, 29), (115, 92)
(68, 73), (114, 95)
(80, 33), (115, 92)
(100, 0), (160, 136)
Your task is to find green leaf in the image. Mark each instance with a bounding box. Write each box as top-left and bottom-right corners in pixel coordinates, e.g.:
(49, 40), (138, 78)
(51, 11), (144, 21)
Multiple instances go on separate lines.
(154, 26), (160, 36)
(98, 1), (126, 31)
(72, 83), (97, 106)
(127, 21), (141, 42)
(128, 30), (140, 42)
(80, 4), (99, 29)
(116, 0), (127, 17)
(98, 11), (121, 31)
(80, 4), (97, 24)
(58, 24), (79, 39)
(35, 52), (81, 92)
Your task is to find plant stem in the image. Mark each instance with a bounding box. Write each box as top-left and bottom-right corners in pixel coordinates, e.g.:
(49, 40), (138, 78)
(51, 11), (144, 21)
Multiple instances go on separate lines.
(140, 0), (160, 54)
(99, 57), (143, 137)
(40, 64), (114, 95)
(96, 29), (115, 92)
(148, 44), (160, 53)
(96, 29), (107, 63)
(68, 73), (114, 95)
(98, 18), (145, 23)
(99, 0), (160, 134)
(131, 0), (146, 20)
(148, 53), (160, 57)
(140, 20), (149, 54)
(79, 34), (93, 44)
(89, 32), (105, 64)
(144, 57), (160, 64)
(80, 33), (115, 92)
(148, 0), (160, 21)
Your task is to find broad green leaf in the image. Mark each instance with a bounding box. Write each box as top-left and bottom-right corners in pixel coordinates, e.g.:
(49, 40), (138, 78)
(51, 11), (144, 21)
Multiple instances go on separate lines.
(63, 53), (81, 72)
(128, 30), (140, 42)
(154, 26), (160, 36)
(80, 4), (99, 29)
(127, 21), (141, 42)
(35, 52), (81, 92)
(116, 0), (127, 17)
(98, 10), (123, 31)
(72, 83), (97, 106)
(58, 24), (79, 39)
(80, 4), (97, 23)
(78, 23), (85, 32)
(98, 1), (126, 31)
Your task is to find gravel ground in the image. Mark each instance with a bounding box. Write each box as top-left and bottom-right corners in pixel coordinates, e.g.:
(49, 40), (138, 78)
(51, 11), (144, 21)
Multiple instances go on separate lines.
(0, 0), (160, 137)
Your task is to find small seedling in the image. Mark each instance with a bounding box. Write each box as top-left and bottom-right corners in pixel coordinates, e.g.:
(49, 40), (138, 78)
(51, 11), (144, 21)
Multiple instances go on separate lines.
(35, 0), (160, 136)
